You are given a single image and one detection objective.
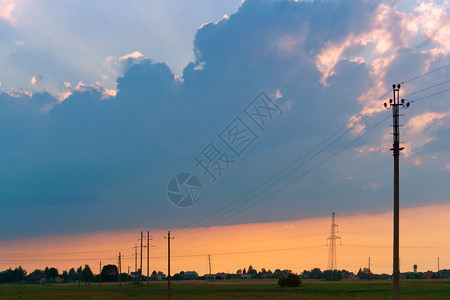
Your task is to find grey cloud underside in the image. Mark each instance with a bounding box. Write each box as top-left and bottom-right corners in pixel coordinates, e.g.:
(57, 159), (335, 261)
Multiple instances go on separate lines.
(0, 0), (448, 238)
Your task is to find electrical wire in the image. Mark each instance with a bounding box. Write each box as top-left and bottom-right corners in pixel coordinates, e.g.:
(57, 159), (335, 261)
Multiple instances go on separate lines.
(177, 113), (391, 238)
(403, 78), (450, 98)
(176, 97), (391, 237)
(176, 64), (450, 237)
(409, 87), (450, 103)
(177, 109), (384, 237)
(401, 63), (450, 84)
(199, 113), (392, 230)
(171, 232), (328, 249)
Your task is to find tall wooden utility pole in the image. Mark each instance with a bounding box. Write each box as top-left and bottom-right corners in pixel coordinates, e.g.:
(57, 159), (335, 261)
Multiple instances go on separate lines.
(384, 83), (409, 300)
(165, 231), (174, 299)
(140, 231), (143, 282)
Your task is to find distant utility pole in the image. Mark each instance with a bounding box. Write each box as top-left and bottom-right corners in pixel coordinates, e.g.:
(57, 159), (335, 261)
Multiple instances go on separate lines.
(140, 231), (143, 282)
(99, 261), (102, 287)
(438, 257), (440, 271)
(368, 257), (371, 273)
(208, 254), (212, 277)
(327, 212), (341, 270)
(134, 244), (138, 280)
(118, 252), (122, 288)
(165, 231), (174, 300)
(147, 230), (152, 284)
(384, 83), (409, 300)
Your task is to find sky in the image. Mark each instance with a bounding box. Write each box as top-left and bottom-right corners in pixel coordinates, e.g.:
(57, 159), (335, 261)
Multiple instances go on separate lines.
(0, 0), (449, 274)
(0, 204), (449, 274)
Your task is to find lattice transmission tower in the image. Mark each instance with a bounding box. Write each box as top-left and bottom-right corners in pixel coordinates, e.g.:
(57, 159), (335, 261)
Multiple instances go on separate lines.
(327, 212), (341, 270)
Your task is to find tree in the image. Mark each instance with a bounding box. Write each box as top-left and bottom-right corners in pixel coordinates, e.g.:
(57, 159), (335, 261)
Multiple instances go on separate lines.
(29, 269), (45, 282)
(308, 268), (323, 279)
(76, 266), (83, 289)
(278, 273), (301, 287)
(68, 268), (77, 282)
(82, 265), (94, 284)
(323, 270), (343, 281)
(273, 269), (291, 279)
(45, 267), (58, 280)
(101, 264), (118, 282)
(150, 270), (158, 280)
(0, 267), (27, 282)
(248, 265), (257, 278)
(13, 266), (27, 282)
(61, 270), (68, 281)
(357, 267), (372, 280)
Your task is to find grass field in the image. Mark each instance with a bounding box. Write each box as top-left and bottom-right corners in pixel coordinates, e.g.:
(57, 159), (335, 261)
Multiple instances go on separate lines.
(1, 279), (450, 299)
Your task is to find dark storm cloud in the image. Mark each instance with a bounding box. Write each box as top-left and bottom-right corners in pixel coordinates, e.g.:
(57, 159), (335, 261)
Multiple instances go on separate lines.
(0, 0), (448, 239)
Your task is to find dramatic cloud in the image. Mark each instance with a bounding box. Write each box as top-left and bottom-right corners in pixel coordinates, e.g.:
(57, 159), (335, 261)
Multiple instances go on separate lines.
(0, 0), (448, 239)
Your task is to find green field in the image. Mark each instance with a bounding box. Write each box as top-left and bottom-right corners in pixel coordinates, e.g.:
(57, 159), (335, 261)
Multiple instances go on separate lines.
(1, 279), (450, 299)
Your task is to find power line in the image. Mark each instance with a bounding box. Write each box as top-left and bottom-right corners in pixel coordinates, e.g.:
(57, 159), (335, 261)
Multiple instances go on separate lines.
(403, 78), (450, 98)
(172, 232), (328, 249)
(0, 249), (120, 257)
(342, 244), (450, 250)
(187, 113), (391, 232)
(409, 87), (450, 103)
(2, 242), (448, 263)
(3, 229), (447, 260)
(401, 63), (450, 84)
(0, 257), (118, 262)
(177, 105), (388, 237)
(175, 92), (391, 236)
(149, 244), (327, 259)
(176, 74), (449, 237)
(187, 111), (380, 234)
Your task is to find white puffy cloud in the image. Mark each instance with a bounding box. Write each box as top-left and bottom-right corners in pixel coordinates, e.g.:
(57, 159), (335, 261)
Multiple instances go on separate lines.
(0, 0), (20, 24)
(402, 111), (450, 161)
(31, 75), (42, 85)
(58, 81), (117, 102)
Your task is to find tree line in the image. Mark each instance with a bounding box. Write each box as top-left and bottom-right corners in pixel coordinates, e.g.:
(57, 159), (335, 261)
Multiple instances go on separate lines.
(1, 265), (449, 283)
(0, 265), (121, 284)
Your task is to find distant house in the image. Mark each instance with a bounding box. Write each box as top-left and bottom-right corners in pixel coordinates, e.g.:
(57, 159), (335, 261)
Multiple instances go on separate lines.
(423, 271), (434, 279)
(55, 277), (64, 283)
(240, 273), (252, 279)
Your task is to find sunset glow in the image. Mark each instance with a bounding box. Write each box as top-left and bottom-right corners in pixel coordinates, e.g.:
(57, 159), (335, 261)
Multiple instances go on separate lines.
(1, 204), (448, 276)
